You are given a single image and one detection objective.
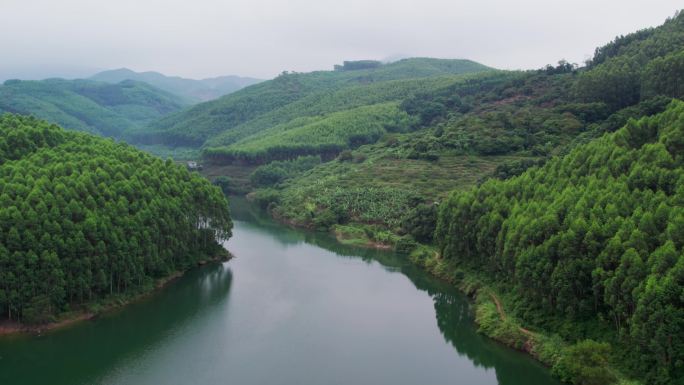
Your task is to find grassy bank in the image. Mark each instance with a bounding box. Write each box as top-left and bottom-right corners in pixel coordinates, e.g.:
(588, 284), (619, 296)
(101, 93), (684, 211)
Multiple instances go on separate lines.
(409, 244), (641, 385)
(332, 224), (399, 249)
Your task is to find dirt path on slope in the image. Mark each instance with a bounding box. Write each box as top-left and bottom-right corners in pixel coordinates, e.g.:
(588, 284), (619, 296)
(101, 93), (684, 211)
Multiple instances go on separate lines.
(488, 292), (533, 336)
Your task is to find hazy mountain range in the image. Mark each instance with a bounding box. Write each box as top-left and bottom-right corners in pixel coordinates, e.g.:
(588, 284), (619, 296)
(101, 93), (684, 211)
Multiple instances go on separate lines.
(90, 68), (263, 103)
(0, 78), (188, 138)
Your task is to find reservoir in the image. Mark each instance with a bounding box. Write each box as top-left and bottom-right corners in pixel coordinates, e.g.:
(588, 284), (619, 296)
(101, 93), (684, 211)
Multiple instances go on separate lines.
(0, 199), (558, 385)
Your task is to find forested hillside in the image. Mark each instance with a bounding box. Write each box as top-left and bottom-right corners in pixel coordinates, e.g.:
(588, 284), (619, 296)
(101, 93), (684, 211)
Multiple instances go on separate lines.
(91, 68), (263, 103)
(128, 58), (492, 148)
(436, 100), (684, 384)
(207, 102), (415, 163)
(0, 78), (187, 138)
(253, 12), (684, 246)
(0, 115), (232, 324)
(0, 6), (681, 385)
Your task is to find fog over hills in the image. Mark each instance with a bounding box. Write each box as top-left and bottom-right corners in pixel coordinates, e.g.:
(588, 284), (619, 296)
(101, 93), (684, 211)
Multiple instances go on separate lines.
(90, 68), (263, 102)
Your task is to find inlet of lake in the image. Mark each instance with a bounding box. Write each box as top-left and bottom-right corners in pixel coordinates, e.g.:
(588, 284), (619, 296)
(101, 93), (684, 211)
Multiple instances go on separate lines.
(0, 198), (559, 385)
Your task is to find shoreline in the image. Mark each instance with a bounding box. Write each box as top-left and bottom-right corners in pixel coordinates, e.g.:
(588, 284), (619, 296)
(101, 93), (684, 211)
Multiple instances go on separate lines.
(0, 312), (96, 337)
(268, 208), (395, 250)
(332, 227), (394, 250)
(263, 206), (637, 384)
(408, 246), (639, 385)
(0, 252), (232, 337)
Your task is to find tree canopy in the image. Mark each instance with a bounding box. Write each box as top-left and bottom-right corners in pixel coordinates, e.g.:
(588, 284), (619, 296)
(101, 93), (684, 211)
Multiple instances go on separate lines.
(436, 100), (684, 384)
(0, 114), (232, 323)
(0, 79), (187, 138)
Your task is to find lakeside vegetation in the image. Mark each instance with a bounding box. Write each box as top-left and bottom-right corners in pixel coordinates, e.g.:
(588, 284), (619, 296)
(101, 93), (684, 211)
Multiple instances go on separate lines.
(1, 8), (682, 385)
(0, 115), (232, 324)
(229, 11), (684, 385)
(411, 246), (638, 385)
(436, 101), (684, 384)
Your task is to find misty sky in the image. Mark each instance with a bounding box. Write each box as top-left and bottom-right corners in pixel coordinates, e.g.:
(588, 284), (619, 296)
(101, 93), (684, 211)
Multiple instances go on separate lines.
(1, 0), (681, 80)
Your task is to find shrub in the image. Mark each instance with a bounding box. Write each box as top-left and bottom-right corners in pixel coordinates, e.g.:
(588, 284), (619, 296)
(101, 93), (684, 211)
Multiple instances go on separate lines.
(338, 150), (353, 162)
(213, 176), (233, 194)
(395, 236), (417, 254)
(250, 156), (321, 187)
(353, 153), (367, 163)
(251, 189), (281, 209)
(313, 209), (338, 230)
(551, 340), (617, 385)
(402, 203), (438, 242)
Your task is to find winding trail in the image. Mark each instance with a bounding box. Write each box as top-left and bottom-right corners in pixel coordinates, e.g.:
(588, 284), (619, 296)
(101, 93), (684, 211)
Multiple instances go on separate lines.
(488, 292), (533, 336)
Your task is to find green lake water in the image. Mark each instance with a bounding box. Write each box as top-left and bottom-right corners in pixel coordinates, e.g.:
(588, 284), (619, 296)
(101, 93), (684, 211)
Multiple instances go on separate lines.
(0, 199), (559, 385)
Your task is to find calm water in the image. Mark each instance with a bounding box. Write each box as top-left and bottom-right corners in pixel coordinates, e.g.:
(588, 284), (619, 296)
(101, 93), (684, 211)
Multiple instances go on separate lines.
(0, 199), (559, 385)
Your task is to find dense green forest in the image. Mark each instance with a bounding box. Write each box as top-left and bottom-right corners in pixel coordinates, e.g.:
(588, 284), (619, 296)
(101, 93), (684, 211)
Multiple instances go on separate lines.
(251, 12), (684, 246)
(0, 115), (232, 324)
(0, 78), (188, 138)
(90, 68), (263, 103)
(2, 10), (681, 385)
(224, 13), (684, 384)
(436, 100), (684, 384)
(206, 102), (415, 163)
(128, 58), (491, 147)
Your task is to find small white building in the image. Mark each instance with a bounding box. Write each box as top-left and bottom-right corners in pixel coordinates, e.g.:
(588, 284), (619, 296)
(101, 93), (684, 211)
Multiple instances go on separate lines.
(187, 161), (202, 171)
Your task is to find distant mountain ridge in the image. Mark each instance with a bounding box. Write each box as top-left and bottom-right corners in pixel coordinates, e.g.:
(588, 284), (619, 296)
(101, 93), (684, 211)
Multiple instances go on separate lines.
(0, 78), (187, 138)
(90, 68), (263, 103)
(130, 58), (493, 148)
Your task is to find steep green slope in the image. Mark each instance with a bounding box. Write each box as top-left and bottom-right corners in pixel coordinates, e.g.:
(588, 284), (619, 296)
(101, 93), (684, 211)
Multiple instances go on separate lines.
(576, 11), (684, 110)
(130, 58), (492, 147)
(206, 103), (414, 163)
(202, 75), (483, 150)
(0, 78), (187, 138)
(257, 12), (684, 241)
(588, 11), (684, 68)
(91, 68), (263, 103)
(0, 114), (232, 324)
(256, 70), (661, 235)
(435, 100), (684, 385)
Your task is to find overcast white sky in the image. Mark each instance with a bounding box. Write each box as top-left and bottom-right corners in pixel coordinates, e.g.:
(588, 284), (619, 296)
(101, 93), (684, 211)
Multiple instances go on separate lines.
(0, 0), (681, 80)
